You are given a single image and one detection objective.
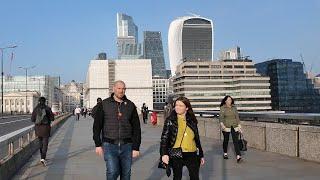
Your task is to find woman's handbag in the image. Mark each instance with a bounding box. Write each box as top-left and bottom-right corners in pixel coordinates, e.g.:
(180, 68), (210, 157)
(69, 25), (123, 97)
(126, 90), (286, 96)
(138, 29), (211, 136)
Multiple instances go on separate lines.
(168, 147), (183, 159)
(168, 126), (187, 159)
(238, 133), (247, 151)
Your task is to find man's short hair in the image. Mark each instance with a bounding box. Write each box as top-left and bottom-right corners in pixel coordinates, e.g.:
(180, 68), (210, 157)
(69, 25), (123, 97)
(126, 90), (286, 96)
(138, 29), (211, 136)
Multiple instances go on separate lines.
(113, 80), (125, 87)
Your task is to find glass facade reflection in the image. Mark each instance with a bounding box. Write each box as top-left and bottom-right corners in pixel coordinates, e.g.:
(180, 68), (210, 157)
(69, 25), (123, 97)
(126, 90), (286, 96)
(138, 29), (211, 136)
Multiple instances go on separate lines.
(143, 31), (166, 78)
(255, 59), (320, 113)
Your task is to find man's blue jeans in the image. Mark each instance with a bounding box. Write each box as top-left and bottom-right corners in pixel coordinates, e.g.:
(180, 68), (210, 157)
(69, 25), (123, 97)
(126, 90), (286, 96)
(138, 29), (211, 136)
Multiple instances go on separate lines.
(103, 142), (133, 180)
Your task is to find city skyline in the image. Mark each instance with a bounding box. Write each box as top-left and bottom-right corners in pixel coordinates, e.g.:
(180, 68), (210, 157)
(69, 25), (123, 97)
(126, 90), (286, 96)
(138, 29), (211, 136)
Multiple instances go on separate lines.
(0, 0), (319, 83)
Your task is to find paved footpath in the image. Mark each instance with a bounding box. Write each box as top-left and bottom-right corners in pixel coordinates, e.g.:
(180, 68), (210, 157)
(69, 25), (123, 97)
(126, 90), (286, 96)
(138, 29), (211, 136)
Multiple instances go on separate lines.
(13, 116), (320, 180)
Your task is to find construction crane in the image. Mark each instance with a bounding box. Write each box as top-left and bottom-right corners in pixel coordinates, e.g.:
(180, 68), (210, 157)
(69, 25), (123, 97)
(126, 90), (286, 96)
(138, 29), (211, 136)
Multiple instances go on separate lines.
(300, 53), (317, 83)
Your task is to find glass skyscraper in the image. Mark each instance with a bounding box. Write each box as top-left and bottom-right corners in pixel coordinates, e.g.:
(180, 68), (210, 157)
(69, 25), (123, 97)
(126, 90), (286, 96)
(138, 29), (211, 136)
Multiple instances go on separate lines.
(255, 59), (320, 113)
(143, 31), (166, 78)
(117, 13), (142, 59)
(168, 15), (213, 75)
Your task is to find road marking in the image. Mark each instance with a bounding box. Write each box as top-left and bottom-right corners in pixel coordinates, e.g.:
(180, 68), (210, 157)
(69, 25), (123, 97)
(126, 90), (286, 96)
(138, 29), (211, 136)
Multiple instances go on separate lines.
(0, 118), (30, 125)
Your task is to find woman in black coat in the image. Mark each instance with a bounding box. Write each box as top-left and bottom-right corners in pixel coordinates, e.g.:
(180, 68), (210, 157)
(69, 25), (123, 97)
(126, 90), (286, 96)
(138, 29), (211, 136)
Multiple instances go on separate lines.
(160, 96), (205, 180)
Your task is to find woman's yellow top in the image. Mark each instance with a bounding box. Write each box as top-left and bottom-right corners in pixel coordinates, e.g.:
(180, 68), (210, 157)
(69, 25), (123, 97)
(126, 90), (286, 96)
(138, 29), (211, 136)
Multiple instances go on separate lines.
(173, 115), (197, 152)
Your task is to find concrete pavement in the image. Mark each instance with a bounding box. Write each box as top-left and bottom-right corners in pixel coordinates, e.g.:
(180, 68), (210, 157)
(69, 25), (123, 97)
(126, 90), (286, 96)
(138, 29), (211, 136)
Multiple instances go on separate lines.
(13, 116), (320, 180)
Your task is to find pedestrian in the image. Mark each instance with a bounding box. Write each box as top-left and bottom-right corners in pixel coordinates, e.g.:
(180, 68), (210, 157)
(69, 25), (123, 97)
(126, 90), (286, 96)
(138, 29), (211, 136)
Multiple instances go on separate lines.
(81, 107), (84, 116)
(160, 96), (205, 180)
(93, 80), (141, 180)
(151, 111), (157, 126)
(219, 95), (243, 163)
(74, 106), (81, 121)
(31, 97), (54, 166)
(83, 107), (87, 118)
(91, 97), (102, 118)
(141, 103), (148, 124)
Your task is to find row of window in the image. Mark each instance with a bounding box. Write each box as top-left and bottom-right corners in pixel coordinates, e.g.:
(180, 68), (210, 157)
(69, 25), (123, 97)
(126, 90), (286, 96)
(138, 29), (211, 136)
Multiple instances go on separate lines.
(176, 76), (262, 81)
(174, 80), (269, 86)
(183, 65), (255, 69)
(183, 70), (256, 74)
(192, 103), (270, 108)
(1, 99), (30, 105)
(183, 91), (270, 97)
(189, 98), (271, 102)
(175, 86), (269, 91)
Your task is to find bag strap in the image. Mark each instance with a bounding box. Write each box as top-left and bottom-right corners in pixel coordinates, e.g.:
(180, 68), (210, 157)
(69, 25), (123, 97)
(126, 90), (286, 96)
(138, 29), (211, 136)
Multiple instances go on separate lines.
(178, 125), (188, 147)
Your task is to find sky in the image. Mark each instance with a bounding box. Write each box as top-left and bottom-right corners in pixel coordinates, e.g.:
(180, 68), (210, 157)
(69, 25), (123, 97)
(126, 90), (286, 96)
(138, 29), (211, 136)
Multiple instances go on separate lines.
(0, 0), (319, 83)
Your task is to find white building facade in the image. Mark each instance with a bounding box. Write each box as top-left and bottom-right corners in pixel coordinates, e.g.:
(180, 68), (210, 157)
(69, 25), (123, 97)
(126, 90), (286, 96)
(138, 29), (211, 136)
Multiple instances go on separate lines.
(60, 80), (83, 112)
(3, 91), (40, 113)
(0, 75), (59, 108)
(85, 59), (153, 111)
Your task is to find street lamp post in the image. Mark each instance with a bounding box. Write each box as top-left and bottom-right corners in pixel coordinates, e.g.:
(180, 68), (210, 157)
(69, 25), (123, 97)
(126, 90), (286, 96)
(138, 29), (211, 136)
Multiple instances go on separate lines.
(1, 45), (17, 118)
(19, 65), (36, 114)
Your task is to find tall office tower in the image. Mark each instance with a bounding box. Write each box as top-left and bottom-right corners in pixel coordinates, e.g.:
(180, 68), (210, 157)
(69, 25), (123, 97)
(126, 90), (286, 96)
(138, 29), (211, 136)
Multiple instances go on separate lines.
(117, 13), (142, 59)
(168, 15), (214, 75)
(143, 31), (166, 78)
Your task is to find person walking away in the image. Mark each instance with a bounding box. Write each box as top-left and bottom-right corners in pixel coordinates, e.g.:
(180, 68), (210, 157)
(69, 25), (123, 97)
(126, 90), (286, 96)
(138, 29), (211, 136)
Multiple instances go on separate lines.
(91, 98), (102, 118)
(141, 103), (148, 124)
(93, 80), (141, 180)
(74, 106), (81, 121)
(160, 96), (205, 180)
(31, 97), (54, 166)
(219, 95), (243, 163)
(83, 107), (88, 118)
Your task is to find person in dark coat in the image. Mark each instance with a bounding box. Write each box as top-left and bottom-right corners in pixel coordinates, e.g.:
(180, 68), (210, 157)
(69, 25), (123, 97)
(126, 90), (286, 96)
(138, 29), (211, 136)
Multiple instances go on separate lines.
(160, 96), (205, 180)
(91, 97), (102, 119)
(141, 103), (149, 124)
(93, 81), (141, 180)
(31, 97), (54, 166)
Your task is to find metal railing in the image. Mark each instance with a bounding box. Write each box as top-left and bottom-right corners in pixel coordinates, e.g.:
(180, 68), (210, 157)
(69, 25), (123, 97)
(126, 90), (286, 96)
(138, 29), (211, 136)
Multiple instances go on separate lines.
(194, 110), (320, 126)
(0, 113), (67, 163)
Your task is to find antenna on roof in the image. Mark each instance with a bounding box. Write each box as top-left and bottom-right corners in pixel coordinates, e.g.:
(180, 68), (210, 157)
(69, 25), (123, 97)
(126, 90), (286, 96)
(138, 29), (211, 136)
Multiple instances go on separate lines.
(300, 53), (306, 73)
(187, 12), (200, 17)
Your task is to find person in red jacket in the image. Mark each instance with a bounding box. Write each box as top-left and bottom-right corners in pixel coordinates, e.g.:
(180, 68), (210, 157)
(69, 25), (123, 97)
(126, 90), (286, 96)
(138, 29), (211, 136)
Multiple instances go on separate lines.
(151, 111), (157, 126)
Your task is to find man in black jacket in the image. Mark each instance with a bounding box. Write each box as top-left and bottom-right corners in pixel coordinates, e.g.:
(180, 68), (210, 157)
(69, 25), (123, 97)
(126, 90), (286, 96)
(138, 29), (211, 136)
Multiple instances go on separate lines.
(93, 80), (141, 180)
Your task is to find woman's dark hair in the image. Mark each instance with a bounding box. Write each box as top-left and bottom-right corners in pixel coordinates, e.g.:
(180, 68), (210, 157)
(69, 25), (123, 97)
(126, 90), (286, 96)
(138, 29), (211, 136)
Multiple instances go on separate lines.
(174, 96), (197, 124)
(38, 97), (46, 104)
(37, 97), (46, 110)
(220, 95), (235, 107)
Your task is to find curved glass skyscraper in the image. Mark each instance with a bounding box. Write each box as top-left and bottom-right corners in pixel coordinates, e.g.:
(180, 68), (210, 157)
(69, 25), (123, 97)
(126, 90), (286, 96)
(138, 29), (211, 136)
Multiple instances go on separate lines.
(168, 15), (214, 75)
